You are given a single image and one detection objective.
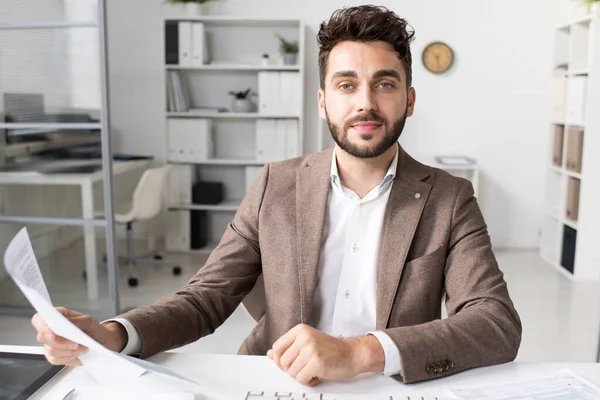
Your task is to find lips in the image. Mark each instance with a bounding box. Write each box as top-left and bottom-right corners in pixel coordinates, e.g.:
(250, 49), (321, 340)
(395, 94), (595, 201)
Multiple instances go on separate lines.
(350, 122), (382, 132)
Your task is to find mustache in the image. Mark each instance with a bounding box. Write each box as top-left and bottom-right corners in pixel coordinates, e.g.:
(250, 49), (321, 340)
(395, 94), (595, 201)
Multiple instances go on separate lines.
(344, 111), (386, 129)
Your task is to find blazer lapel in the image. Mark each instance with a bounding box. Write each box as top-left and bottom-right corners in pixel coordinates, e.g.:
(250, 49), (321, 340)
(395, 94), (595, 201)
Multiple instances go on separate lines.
(376, 147), (432, 330)
(296, 148), (333, 324)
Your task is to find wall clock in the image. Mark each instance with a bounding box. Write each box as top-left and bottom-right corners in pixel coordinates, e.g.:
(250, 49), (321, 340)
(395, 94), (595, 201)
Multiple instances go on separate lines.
(422, 42), (454, 74)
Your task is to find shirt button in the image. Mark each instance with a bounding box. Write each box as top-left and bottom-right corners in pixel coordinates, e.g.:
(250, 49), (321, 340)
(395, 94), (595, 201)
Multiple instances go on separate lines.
(359, 203), (364, 208)
(344, 290), (350, 299)
(352, 244), (359, 253)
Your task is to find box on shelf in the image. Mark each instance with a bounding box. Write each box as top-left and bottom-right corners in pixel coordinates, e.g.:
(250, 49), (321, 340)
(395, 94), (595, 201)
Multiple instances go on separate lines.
(255, 119), (299, 162)
(553, 125), (564, 167)
(566, 127), (584, 173)
(565, 177), (581, 222)
(167, 118), (214, 162)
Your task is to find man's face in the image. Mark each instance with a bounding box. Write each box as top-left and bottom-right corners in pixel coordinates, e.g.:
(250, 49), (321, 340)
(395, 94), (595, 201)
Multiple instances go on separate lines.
(318, 40), (416, 158)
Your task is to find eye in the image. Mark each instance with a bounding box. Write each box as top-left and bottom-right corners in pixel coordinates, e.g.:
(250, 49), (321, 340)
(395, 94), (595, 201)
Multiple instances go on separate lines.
(378, 82), (394, 89)
(339, 83), (354, 91)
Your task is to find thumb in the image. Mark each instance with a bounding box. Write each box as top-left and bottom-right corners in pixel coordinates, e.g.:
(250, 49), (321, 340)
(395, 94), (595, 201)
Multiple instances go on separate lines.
(56, 306), (83, 319)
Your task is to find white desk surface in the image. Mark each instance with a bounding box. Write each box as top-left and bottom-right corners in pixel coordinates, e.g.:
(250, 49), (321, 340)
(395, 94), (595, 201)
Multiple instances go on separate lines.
(2, 345), (600, 400)
(0, 160), (151, 185)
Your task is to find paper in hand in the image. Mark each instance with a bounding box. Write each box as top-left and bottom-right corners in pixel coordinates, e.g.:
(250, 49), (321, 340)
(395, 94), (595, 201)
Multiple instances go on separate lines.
(2, 227), (207, 390)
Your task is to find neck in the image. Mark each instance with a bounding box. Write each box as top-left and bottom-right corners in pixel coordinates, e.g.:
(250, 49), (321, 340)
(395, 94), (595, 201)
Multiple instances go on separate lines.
(335, 144), (398, 199)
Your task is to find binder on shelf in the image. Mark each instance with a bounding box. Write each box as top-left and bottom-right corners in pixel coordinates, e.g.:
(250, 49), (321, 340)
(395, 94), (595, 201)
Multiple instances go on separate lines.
(166, 211), (190, 252)
(167, 70), (189, 112)
(165, 21), (179, 65)
(167, 164), (193, 205)
(561, 225), (577, 274)
(256, 119), (285, 162)
(191, 22), (209, 66)
(566, 127), (584, 173)
(565, 177), (581, 222)
(283, 119), (299, 158)
(245, 166), (263, 192)
(168, 118), (214, 162)
(552, 75), (567, 122)
(566, 76), (587, 123)
(258, 72), (280, 115)
(178, 21), (193, 67)
(279, 72), (302, 116)
(552, 125), (563, 167)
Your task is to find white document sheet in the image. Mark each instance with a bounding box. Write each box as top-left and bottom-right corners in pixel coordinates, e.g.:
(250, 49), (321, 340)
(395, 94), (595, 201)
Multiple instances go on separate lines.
(55, 387), (195, 400)
(450, 369), (600, 400)
(2, 227), (209, 390)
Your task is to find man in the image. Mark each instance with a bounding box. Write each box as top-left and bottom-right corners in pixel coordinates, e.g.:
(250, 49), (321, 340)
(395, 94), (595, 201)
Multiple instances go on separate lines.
(32, 5), (521, 385)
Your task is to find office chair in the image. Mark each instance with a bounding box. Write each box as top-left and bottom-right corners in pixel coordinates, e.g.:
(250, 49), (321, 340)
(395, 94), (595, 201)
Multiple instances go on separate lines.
(103, 164), (181, 287)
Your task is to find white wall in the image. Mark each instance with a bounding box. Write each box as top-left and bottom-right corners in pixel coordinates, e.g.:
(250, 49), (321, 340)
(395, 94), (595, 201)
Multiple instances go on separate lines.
(106, 0), (569, 249)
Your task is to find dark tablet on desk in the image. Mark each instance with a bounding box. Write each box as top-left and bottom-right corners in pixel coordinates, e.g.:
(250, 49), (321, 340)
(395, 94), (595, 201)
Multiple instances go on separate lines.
(0, 352), (64, 400)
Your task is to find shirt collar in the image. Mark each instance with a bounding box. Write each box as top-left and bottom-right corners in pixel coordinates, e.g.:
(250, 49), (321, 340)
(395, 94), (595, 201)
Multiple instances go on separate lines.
(330, 143), (399, 190)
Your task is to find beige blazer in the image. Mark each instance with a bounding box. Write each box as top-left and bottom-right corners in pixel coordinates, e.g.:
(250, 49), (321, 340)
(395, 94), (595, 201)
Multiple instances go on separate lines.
(120, 147), (522, 384)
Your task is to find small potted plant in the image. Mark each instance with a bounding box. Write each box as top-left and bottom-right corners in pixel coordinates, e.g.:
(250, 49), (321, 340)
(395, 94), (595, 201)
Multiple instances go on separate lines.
(581, 0), (600, 14)
(276, 34), (299, 65)
(166, 0), (214, 16)
(228, 88), (257, 113)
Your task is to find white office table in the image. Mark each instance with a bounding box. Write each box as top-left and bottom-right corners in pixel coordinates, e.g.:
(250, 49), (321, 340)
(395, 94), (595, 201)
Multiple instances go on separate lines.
(0, 160), (150, 300)
(3, 345), (600, 400)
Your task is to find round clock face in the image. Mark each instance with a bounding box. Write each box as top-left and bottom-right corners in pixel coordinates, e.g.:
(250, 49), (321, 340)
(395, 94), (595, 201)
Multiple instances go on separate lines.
(422, 42), (454, 74)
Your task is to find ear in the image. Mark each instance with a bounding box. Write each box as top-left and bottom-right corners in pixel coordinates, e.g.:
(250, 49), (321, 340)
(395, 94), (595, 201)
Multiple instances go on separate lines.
(317, 88), (326, 120)
(406, 87), (416, 117)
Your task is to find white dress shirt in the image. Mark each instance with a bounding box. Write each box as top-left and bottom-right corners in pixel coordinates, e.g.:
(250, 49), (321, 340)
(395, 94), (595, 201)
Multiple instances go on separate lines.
(107, 144), (402, 376)
(309, 144), (401, 376)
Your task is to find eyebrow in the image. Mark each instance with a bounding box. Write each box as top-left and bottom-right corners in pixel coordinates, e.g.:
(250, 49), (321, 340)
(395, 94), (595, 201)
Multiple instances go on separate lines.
(330, 69), (402, 82)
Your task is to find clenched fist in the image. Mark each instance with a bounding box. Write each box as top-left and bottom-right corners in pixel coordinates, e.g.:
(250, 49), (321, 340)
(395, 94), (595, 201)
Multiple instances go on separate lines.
(267, 324), (385, 386)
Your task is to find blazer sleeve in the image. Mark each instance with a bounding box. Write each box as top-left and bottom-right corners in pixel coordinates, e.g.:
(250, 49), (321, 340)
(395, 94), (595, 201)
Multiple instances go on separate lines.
(117, 164), (269, 358)
(382, 179), (522, 383)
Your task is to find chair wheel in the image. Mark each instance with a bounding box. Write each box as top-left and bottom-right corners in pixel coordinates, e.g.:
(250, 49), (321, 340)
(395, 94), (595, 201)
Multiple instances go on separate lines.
(172, 266), (182, 276)
(128, 277), (139, 287)
(153, 254), (163, 261)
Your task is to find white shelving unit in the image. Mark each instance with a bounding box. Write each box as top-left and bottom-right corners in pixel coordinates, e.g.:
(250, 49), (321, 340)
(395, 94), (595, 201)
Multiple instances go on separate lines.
(540, 14), (600, 281)
(163, 16), (305, 254)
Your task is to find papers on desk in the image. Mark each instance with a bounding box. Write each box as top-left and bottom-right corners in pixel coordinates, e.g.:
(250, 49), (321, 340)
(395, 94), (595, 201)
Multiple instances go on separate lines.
(450, 369), (600, 400)
(2, 227), (204, 391)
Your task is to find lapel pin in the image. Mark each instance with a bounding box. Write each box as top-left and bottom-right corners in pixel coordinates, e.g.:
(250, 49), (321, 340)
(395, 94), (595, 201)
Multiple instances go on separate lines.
(414, 193), (422, 199)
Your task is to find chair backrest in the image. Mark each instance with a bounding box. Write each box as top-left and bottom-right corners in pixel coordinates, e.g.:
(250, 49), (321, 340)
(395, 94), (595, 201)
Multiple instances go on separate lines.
(130, 164), (173, 221)
(242, 274), (266, 322)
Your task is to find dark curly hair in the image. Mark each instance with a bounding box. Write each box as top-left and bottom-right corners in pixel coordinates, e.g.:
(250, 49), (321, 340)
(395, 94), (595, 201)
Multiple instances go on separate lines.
(317, 5), (415, 90)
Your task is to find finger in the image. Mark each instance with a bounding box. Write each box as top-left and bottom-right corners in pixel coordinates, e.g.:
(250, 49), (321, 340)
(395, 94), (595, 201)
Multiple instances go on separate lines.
(279, 341), (301, 371)
(295, 363), (319, 386)
(47, 355), (83, 367)
(37, 332), (80, 350)
(56, 306), (82, 319)
(68, 314), (97, 333)
(286, 349), (310, 379)
(272, 325), (305, 358)
(267, 349), (274, 360)
(45, 345), (88, 359)
(31, 313), (50, 334)
(44, 348), (84, 367)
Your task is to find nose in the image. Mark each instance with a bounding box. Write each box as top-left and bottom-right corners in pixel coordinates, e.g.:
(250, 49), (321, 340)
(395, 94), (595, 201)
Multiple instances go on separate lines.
(355, 85), (378, 113)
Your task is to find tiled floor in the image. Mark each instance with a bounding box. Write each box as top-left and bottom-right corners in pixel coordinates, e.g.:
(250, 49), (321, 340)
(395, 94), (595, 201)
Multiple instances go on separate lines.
(1, 244), (598, 363)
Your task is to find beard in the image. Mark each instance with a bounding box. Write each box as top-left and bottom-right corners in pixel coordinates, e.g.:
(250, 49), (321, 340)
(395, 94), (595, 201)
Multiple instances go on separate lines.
(325, 103), (408, 159)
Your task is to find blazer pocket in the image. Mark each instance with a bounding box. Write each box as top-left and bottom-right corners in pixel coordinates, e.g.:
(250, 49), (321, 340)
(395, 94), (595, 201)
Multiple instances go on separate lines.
(402, 245), (446, 278)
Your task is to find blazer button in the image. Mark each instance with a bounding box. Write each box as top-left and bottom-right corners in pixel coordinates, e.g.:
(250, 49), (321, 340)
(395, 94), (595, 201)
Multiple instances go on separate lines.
(434, 363), (443, 374)
(447, 360), (455, 369)
(425, 364), (435, 375)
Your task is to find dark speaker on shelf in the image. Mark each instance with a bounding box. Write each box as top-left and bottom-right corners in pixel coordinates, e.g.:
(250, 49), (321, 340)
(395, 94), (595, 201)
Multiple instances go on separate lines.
(192, 181), (224, 205)
(561, 225), (577, 274)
